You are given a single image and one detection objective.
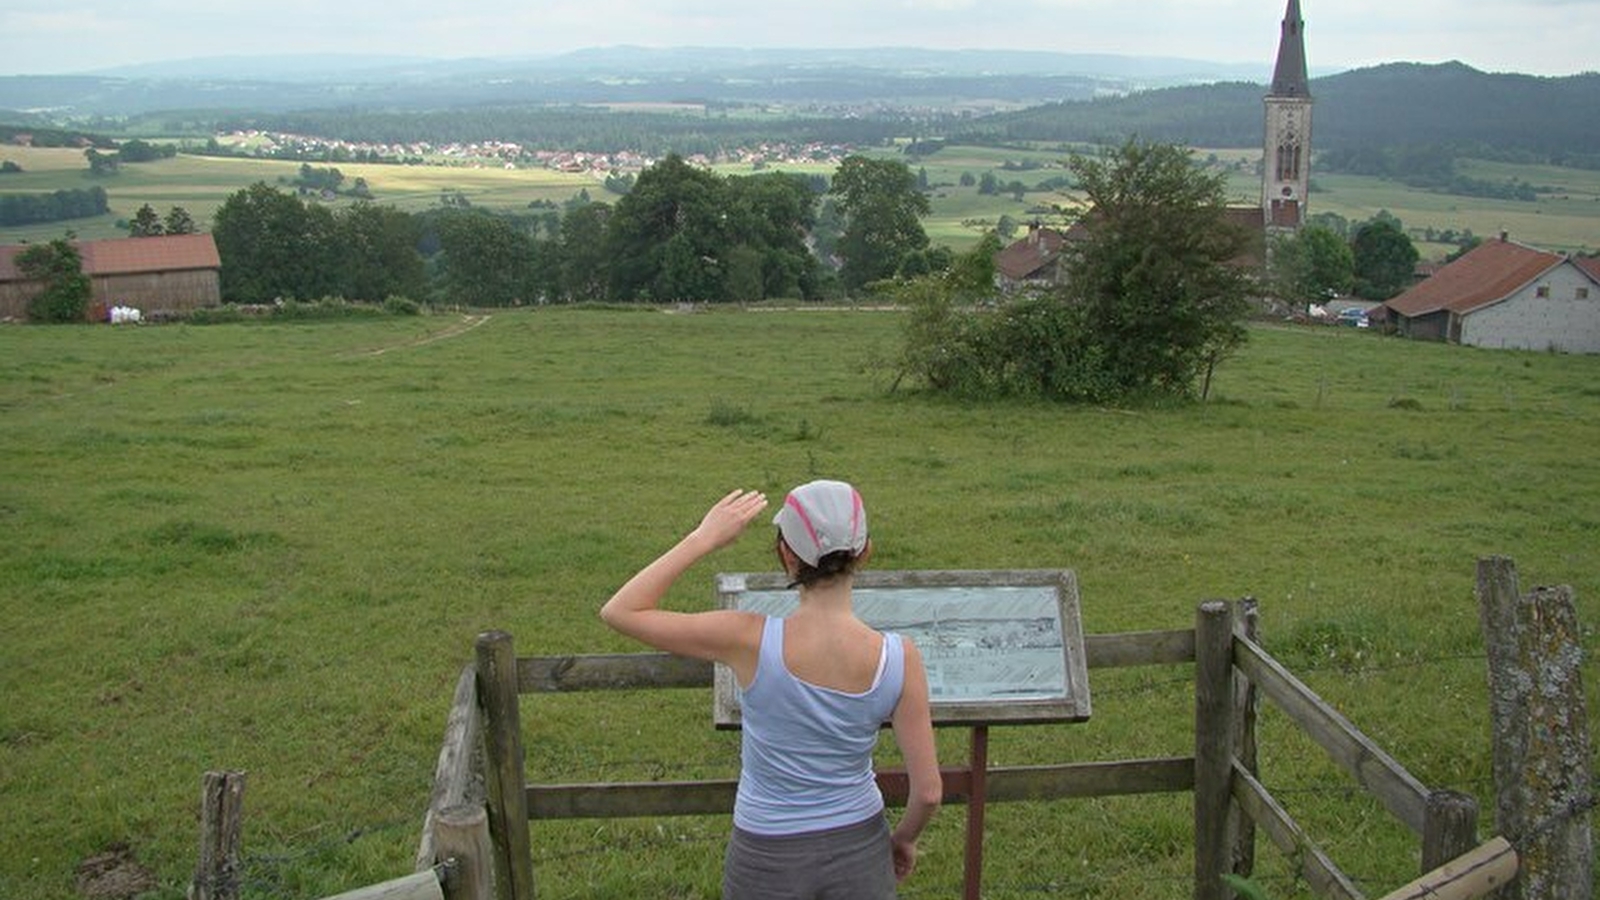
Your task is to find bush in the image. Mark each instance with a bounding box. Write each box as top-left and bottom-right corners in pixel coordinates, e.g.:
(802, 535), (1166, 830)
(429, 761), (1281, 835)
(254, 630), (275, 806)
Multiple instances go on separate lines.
(893, 286), (1121, 402)
(269, 297), (387, 321)
(187, 297), (428, 324)
(383, 295), (422, 316)
(184, 306), (248, 325)
(17, 239), (91, 323)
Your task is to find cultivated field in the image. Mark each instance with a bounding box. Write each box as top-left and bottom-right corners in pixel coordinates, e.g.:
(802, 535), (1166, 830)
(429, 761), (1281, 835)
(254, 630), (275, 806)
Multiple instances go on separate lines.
(2, 310), (1596, 899)
(0, 146), (599, 244)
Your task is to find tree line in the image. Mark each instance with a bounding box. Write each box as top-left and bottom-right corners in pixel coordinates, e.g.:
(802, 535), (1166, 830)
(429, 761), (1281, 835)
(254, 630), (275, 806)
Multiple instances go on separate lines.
(211, 154), (941, 307)
(959, 63), (1600, 167)
(0, 185), (109, 226)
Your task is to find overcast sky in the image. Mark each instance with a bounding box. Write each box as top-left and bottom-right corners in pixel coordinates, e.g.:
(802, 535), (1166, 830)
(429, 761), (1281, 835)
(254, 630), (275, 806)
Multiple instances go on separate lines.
(2, 0), (1596, 78)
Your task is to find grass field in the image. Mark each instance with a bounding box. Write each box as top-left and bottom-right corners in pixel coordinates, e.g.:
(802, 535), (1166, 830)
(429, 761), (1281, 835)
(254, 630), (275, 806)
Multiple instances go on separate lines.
(5, 143), (1598, 257)
(2, 309), (1597, 899)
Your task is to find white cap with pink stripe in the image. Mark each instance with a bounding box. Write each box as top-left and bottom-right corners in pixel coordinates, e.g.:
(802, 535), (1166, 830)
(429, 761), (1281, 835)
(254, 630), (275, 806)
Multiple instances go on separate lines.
(772, 480), (869, 567)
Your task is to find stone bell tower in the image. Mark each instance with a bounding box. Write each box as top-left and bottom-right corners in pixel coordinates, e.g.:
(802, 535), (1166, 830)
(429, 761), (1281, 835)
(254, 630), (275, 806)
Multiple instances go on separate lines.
(1263, 0), (1312, 230)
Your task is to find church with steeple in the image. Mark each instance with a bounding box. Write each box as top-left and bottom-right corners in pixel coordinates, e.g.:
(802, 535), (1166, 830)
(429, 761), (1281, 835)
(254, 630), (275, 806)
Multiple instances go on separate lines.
(1262, 0), (1312, 230)
(994, 1), (1317, 290)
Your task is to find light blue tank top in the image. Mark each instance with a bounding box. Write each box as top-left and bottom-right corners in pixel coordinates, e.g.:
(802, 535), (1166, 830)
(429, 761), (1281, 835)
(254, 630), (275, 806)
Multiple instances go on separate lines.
(733, 615), (906, 835)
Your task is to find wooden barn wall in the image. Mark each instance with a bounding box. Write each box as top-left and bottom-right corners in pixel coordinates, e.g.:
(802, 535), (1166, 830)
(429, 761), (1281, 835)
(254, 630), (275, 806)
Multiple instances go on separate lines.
(92, 270), (221, 313)
(0, 269), (221, 321)
(0, 279), (43, 321)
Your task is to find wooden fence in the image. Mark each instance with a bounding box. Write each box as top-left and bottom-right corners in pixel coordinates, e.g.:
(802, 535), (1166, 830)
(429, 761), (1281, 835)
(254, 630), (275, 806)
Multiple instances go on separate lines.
(201, 558), (1594, 899)
(422, 594), (1525, 900)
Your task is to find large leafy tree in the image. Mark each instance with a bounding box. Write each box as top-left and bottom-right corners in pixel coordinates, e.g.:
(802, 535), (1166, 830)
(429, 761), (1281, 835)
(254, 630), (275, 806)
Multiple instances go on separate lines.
(17, 238), (91, 323)
(894, 140), (1253, 402)
(723, 172), (820, 300)
(1351, 217), (1419, 300)
(1269, 224), (1354, 306)
(558, 201), (611, 302)
(1060, 139), (1254, 397)
(337, 201), (427, 302)
(212, 183), (339, 303)
(163, 206), (197, 235)
(434, 209), (538, 306)
(605, 154), (731, 302)
(829, 155), (929, 292)
(129, 204), (164, 237)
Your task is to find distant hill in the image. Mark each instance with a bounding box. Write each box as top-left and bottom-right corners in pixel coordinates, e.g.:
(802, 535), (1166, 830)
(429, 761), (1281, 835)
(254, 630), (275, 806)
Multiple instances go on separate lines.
(0, 46), (1277, 115)
(962, 62), (1600, 162)
(1, 51), (1595, 164)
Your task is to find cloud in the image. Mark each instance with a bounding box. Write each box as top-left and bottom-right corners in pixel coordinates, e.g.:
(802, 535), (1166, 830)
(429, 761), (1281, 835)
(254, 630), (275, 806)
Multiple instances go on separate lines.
(0, 0), (1593, 76)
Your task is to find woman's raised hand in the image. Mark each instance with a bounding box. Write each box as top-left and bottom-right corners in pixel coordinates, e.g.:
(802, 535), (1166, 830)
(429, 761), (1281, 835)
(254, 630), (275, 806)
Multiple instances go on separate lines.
(692, 489), (769, 551)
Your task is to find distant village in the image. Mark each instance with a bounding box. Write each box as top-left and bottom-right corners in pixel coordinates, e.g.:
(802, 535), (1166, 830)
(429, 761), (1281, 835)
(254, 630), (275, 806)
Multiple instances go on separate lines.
(210, 129), (852, 175)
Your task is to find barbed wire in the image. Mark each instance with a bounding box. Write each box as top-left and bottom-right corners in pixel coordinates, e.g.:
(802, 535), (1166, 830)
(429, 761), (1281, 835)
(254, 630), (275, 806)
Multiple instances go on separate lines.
(235, 815), (417, 898)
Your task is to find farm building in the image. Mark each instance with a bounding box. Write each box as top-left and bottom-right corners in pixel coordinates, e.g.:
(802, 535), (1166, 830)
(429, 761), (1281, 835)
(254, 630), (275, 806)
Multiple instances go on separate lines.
(0, 233), (222, 321)
(994, 207), (1267, 294)
(994, 223), (1081, 292)
(1380, 234), (1600, 353)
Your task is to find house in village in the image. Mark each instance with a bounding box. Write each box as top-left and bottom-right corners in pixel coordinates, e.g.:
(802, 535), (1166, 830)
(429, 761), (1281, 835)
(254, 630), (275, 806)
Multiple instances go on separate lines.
(994, 0), (1308, 292)
(0, 232), (221, 321)
(993, 222), (1082, 291)
(1380, 234), (1600, 353)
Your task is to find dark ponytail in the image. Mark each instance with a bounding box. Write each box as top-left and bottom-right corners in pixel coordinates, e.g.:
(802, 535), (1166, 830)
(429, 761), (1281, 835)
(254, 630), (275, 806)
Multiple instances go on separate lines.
(778, 538), (864, 589)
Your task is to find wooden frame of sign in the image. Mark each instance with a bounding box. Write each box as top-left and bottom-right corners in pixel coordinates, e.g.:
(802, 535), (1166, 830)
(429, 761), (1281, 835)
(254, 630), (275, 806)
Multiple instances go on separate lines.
(713, 569), (1090, 728)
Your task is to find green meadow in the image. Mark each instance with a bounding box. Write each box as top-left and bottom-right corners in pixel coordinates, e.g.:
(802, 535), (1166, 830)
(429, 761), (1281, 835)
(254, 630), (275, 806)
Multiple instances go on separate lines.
(2, 309), (1597, 899)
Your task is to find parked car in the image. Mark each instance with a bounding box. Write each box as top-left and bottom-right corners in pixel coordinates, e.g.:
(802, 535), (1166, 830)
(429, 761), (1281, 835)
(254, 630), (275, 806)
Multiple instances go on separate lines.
(1336, 306), (1370, 328)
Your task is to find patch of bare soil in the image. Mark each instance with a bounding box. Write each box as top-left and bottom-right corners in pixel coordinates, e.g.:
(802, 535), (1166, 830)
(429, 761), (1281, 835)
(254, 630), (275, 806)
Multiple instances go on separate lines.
(75, 842), (157, 900)
(349, 313), (490, 357)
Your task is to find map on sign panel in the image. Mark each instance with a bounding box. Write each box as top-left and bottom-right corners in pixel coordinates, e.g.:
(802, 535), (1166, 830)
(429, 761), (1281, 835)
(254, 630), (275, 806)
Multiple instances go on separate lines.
(712, 570), (1090, 728)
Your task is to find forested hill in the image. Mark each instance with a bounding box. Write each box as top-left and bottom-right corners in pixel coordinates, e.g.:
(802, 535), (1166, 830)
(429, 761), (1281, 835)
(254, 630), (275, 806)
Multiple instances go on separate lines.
(962, 62), (1600, 164)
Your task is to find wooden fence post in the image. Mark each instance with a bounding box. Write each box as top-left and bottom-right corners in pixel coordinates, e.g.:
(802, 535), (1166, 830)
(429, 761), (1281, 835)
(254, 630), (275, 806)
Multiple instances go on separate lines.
(1476, 557), (1593, 900)
(190, 770), (246, 900)
(1194, 601), (1238, 900)
(477, 631), (534, 900)
(1228, 599), (1259, 883)
(1421, 789), (1480, 874)
(434, 805), (494, 900)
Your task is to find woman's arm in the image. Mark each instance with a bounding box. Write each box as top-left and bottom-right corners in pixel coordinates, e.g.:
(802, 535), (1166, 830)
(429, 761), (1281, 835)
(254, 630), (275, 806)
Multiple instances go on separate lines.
(599, 489), (768, 665)
(889, 638), (941, 882)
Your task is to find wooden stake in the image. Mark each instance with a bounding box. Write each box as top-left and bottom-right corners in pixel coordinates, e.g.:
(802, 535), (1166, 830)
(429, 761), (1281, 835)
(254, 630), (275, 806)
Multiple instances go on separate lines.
(190, 770), (246, 900)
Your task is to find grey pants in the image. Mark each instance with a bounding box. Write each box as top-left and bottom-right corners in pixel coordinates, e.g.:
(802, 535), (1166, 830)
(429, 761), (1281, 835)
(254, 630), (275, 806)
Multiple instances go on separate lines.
(722, 814), (896, 900)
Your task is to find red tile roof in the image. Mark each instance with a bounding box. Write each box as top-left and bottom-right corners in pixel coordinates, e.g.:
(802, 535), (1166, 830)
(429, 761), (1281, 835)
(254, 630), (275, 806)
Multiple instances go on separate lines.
(80, 233), (220, 275)
(1384, 238), (1562, 318)
(995, 226), (1069, 282)
(0, 245), (26, 281)
(1575, 255), (1600, 282)
(0, 234), (219, 282)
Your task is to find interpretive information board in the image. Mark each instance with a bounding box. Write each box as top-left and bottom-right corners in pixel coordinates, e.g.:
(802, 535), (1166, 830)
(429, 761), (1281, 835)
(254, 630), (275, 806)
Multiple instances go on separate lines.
(713, 569), (1090, 728)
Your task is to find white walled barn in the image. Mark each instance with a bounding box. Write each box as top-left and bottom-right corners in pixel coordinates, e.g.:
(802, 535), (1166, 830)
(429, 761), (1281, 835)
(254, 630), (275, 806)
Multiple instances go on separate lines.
(1382, 235), (1600, 354)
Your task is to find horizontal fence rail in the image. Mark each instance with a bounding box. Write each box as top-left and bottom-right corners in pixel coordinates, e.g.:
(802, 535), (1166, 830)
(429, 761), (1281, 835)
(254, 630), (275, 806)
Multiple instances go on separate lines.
(524, 757), (1196, 820)
(1232, 762), (1364, 900)
(317, 868), (445, 900)
(516, 629), (1200, 696)
(1232, 633), (1431, 835)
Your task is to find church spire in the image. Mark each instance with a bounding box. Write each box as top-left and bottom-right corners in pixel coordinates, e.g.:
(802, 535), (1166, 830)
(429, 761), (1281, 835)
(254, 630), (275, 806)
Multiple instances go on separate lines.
(1270, 0), (1310, 98)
